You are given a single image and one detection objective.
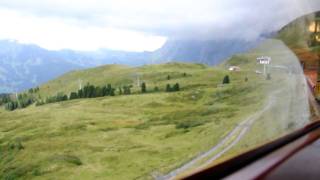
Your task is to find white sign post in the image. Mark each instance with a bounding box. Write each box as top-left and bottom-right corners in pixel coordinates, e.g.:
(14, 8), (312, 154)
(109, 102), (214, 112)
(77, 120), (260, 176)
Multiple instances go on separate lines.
(257, 56), (271, 76)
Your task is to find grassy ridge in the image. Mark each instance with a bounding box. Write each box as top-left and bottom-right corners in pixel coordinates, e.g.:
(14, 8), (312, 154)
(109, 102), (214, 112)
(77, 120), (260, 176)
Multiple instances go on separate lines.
(37, 63), (210, 97)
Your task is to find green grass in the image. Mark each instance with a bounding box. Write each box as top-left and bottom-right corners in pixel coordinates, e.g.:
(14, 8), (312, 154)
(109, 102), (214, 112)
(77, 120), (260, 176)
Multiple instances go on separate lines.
(203, 39), (311, 168)
(3, 38), (306, 179)
(35, 63), (211, 98)
(0, 56), (271, 179)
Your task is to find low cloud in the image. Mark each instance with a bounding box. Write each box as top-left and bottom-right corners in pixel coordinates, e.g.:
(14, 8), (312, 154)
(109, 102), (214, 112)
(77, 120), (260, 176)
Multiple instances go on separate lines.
(0, 0), (319, 50)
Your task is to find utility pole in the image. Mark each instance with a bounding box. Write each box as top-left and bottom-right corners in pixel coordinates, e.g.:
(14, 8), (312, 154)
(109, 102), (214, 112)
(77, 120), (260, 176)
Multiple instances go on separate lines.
(78, 79), (82, 90)
(137, 75), (140, 87)
(15, 89), (20, 107)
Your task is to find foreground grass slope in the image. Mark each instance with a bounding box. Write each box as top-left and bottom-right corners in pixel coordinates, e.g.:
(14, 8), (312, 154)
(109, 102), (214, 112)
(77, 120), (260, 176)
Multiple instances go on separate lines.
(0, 59), (270, 179)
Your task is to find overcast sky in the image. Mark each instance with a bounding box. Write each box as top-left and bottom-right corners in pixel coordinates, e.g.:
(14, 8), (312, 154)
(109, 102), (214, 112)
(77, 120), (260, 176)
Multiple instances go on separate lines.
(0, 0), (319, 51)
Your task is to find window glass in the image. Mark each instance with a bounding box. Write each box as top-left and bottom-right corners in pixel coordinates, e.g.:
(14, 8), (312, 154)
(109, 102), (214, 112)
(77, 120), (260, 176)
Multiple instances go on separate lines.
(0, 1), (319, 180)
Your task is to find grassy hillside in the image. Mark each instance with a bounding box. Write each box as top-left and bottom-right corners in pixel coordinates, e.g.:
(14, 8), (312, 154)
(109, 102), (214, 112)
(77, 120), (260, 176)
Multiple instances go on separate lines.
(36, 63), (211, 97)
(1, 37), (310, 179)
(0, 56), (273, 179)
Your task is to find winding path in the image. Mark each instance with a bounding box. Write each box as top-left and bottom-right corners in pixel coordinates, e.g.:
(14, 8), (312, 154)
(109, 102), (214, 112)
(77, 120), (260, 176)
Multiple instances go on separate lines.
(158, 39), (311, 180)
(158, 89), (281, 180)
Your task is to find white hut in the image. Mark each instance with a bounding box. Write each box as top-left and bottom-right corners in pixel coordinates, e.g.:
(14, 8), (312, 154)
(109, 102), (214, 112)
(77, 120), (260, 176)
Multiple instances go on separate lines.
(228, 66), (241, 72)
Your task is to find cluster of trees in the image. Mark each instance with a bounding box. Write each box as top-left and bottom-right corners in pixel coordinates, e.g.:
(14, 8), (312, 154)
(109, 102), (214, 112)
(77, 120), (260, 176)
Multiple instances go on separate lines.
(28, 87), (40, 94)
(5, 101), (19, 111)
(4, 87), (41, 110)
(5, 94), (35, 111)
(74, 83), (115, 99)
(37, 81), (181, 106)
(39, 83), (117, 105)
(121, 85), (132, 95)
(166, 83), (180, 92)
(4, 78), (183, 110)
(17, 94), (34, 108)
(0, 94), (11, 105)
(45, 92), (68, 104)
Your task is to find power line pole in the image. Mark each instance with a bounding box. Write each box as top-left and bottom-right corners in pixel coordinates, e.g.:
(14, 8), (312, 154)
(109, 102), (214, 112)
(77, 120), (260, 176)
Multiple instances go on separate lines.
(15, 90), (20, 107)
(78, 79), (82, 90)
(137, 75), (140, 87)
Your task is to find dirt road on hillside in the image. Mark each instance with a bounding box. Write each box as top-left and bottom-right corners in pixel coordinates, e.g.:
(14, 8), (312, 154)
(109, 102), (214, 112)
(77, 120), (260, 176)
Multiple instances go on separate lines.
(158, 89), (281, 180)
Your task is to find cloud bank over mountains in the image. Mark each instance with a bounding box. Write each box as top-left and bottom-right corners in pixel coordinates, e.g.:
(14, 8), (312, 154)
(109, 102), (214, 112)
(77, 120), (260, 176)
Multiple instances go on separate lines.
(0, 1), (318, 92)
(0, 0), (320, 45)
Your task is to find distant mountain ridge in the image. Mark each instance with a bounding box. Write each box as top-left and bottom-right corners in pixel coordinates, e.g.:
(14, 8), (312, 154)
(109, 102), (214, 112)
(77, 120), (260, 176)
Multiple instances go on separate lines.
(151, 38), (261, 65)
(0, 40), (151, 92)
(0, 38), (261, 92)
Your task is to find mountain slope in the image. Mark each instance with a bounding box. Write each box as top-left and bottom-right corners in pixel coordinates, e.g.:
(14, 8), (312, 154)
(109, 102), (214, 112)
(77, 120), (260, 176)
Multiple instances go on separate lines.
(0, 36), (263, 93)
(152, 38), (261, 65)
(0, 40), (82, 92)
(36, 63), (209, 97)
(0, 40), (151, 92)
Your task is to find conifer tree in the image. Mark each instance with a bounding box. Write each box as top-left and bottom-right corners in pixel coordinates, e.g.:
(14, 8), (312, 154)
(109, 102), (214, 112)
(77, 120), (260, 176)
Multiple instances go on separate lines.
(222, 75), (230, 84)
(107, 84), (112, 96)
(173, 83), (180, 91)
(123, 86), (131, 95)
(166, 84), (171, 92)
(95, 86), (102, 97)
(110, 88), (115, 96)
(28, 88), (34, 93)
(119, 87), (123, 95)
(69, 92), (78, 100)
(141, 82), (147, 93)
(102, 86), (107, 96)
(78, 89), (84, 98)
